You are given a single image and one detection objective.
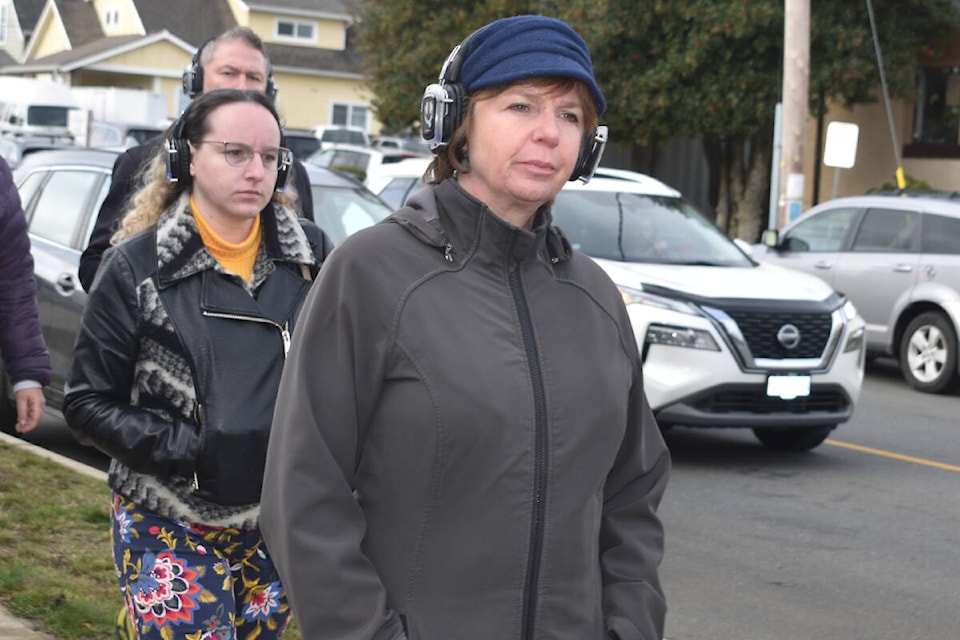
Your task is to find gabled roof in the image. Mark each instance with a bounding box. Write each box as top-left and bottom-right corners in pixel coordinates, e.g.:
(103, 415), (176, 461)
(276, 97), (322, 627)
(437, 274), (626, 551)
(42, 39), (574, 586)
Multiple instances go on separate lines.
(3, 31), (192, 74)
(12, 0), (46, 35)
(132, 0), (236, 46)
(54, 0), (104, 47)
(0, 50), (18, 67)
(241, 0), (356, 19)
(266, 40), (362, 78)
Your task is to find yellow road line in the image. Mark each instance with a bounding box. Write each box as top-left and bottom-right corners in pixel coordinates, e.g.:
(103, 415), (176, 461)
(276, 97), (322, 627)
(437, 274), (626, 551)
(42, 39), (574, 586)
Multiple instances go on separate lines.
(826, 439), (960, 472)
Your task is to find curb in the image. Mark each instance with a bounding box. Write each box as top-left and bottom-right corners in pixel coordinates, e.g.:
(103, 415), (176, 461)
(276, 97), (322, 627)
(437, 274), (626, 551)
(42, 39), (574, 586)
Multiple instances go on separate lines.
(0, 431), (107, 482)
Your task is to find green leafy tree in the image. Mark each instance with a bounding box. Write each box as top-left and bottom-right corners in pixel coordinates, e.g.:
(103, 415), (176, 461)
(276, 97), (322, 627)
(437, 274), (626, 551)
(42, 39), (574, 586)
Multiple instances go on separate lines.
(355, 1), (959, 239)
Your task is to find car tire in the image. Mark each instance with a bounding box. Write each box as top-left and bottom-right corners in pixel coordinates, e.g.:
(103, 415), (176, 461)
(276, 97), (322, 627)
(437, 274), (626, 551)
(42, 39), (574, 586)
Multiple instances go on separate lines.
(899, 311), (959, 394)
(751, 426), (834, 451)
(0, 371), (17, 435)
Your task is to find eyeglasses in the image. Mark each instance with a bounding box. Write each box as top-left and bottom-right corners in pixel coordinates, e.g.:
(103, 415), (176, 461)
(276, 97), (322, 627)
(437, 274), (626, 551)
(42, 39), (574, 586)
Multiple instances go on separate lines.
(198, 140), (292, 172)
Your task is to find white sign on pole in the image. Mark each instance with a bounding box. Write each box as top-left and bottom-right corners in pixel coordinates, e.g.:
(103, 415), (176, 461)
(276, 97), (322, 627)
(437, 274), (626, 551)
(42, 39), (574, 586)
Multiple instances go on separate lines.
(823, 121), (859, 169)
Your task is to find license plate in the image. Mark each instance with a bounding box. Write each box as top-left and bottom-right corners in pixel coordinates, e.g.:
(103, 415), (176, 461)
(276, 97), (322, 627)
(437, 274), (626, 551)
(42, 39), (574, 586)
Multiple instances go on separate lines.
(766, 375), (811, 400)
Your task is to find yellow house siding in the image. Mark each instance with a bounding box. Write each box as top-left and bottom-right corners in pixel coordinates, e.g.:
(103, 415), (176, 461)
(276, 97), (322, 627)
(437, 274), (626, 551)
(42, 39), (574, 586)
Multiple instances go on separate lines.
(91, 0), (143, 36)
(105, 39), (191, 69)
(249, 11), (345, 50)
(31, 14), (69, 59)
(274, 73), (372, 130)
(226, 0), (249, 25)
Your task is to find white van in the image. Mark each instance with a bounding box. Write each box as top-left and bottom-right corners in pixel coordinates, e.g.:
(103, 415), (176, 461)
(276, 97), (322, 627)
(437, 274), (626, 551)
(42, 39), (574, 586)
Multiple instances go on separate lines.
(0, 77), (80, 141)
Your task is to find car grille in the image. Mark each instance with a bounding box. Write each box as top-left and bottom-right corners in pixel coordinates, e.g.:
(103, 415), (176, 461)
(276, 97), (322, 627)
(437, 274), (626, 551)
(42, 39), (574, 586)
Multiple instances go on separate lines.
(693, 386), (849, 415)
(725, 310), (833, 359)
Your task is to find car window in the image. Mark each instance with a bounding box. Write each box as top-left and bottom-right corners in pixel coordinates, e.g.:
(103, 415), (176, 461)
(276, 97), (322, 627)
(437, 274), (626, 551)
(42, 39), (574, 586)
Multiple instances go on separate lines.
(782, 207), (858, 252)
(15, 170), (46, 207)
(851, 208), (919, 252)
(553, 190), (749, 265)
(378, 177), (420, 210)
(922, 213), (960, 255)
(27, 170), (101, 248)
(311, 185), (392, 244)
(308, 149), (335, 168)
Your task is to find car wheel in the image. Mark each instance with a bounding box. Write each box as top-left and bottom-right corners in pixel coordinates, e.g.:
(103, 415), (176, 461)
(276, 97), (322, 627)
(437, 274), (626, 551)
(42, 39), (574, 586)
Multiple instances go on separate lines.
(899, 311), (959, 394)
(0, 371), (17, 435)
(751, 426), (834, 451)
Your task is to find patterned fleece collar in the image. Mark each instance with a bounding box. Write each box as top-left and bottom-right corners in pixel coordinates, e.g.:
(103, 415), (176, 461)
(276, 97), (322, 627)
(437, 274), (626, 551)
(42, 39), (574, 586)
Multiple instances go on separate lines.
(155, 192), (314, 287)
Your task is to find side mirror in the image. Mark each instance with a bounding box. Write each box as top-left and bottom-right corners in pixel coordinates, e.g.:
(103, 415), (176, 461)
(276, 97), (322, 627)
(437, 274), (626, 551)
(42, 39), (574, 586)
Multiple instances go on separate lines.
(761, 229), (780, 248)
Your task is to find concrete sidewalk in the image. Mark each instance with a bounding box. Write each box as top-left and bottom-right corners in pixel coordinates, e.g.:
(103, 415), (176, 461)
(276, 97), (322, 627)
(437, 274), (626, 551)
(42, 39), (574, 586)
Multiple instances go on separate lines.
(0, 604), (59, 639)
(1, 432), (108, 640)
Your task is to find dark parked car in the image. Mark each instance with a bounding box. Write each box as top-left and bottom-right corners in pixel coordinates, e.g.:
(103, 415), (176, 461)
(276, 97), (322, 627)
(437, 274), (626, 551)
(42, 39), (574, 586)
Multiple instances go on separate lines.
(0, 148), (392, 433)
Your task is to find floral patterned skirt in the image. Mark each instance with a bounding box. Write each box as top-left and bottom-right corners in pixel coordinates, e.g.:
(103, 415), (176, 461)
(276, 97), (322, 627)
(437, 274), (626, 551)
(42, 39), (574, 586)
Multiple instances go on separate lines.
(111, 492), (291, 640)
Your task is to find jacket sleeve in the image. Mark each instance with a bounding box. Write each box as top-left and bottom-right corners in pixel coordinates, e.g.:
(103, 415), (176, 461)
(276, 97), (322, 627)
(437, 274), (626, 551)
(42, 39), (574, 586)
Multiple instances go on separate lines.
(261, 240), (407, 640)
(79, 145), (150, 292)
(601, 320), (671, 640)
(64, 248), (201, 479)
(0, 157), (51, 386)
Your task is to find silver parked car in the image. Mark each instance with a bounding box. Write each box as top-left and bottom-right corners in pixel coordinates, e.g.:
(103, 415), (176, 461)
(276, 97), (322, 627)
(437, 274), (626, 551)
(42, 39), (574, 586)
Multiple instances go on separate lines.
(753, 192), (960, 393)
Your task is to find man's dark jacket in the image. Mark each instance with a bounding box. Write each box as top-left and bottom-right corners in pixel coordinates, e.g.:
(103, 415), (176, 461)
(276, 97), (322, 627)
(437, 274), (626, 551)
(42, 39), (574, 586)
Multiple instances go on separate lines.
(78, 136), (316, 292)
(0, 156), (51, 386)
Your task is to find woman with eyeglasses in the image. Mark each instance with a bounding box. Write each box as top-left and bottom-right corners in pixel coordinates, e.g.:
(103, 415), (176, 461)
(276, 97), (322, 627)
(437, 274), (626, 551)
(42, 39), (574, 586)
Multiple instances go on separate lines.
(63, 88), (332, 640)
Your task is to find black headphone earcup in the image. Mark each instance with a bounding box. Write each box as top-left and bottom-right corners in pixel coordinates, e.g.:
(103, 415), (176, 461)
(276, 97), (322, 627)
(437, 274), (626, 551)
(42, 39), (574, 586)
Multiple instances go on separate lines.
(421, 82), (468, 151)
(569, 125), (609, 183)
(275, 162), (290, 193)
(165, 138), (192, 184)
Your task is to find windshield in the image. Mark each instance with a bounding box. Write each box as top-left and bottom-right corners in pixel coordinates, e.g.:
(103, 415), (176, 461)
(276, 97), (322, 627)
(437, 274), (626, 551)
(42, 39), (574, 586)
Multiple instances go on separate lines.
(27, 106), (70, 127)
(311, 185), (392, 244)
(552, 190), (752, 266)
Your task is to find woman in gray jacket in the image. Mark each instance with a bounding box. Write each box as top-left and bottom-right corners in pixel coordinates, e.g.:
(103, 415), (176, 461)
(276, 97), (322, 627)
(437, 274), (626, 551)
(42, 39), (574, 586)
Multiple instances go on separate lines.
(262, 15), (671, 640)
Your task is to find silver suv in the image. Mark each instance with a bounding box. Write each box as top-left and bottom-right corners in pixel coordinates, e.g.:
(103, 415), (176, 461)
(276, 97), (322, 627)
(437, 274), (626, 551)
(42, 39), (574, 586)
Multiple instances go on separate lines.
(753, 192), (960, 393)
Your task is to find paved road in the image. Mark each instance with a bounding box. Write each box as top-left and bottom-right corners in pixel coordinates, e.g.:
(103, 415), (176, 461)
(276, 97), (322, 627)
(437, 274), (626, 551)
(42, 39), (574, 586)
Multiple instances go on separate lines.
(659, 358), (960, 639)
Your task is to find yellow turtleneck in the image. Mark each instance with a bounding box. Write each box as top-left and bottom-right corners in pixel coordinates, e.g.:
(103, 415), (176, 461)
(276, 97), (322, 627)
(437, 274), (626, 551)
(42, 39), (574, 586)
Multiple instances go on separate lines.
(191, 196), (262, 282)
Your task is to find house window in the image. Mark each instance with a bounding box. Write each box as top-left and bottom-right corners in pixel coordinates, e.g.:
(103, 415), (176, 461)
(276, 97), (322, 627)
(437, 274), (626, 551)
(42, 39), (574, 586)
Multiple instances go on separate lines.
(331, 103), (369, 130)
(275, 19), (315, 43)
(907, 66), (960, 158)
(103, 6), (120, 28)
(0, 5), (7, 44)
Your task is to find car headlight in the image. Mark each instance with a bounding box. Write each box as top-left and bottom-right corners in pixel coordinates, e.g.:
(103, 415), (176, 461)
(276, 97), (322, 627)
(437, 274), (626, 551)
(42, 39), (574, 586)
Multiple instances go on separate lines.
(842, 299), (858, 322)
(618, 285), (701, 316)
(645, 324), (720, 351)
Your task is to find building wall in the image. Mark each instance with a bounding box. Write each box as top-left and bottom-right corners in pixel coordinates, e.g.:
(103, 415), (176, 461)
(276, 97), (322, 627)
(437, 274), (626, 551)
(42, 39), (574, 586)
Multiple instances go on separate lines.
(248, 11), (346, 50)
(274, 73), (374, 131)
(31, 12), (68, 59)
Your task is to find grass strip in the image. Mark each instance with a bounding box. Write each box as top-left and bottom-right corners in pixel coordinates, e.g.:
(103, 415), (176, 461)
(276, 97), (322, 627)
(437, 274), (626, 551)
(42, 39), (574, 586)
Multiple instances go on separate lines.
(0, 441), (302, 639)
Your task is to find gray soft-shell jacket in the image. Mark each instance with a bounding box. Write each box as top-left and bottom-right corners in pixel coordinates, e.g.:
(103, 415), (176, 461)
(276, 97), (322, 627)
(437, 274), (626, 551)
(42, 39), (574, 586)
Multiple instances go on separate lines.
(261, 179), (670, 640)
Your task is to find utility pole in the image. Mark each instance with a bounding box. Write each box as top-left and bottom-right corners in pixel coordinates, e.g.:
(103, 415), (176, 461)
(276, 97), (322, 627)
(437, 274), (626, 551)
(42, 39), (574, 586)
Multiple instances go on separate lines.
(778, 0), (810, 228)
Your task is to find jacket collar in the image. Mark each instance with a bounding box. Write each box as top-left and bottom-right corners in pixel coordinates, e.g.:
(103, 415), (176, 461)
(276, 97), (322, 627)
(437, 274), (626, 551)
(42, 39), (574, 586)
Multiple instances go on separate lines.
(390, 179), (573, 267)
(156, 192), (314, 287)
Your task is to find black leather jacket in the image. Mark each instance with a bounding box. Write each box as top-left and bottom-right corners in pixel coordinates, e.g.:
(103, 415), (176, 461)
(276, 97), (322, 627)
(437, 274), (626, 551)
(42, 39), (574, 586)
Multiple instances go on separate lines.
(64, 194), (331, 526)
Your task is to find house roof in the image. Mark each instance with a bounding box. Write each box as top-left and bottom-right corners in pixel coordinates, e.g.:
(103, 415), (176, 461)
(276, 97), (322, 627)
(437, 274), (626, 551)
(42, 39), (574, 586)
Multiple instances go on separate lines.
(54, 0), (104, 47)
(242, 0), (356, 18)
(0, 0), (363, 77)
(133, 0), (237, 46)
(0, 50), (18, 67)
(12, 0), (45, 34)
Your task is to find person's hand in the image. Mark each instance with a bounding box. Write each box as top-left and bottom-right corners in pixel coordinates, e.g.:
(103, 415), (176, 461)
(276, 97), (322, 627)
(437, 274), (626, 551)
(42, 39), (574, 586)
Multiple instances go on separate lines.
(14, 387), (45, 433)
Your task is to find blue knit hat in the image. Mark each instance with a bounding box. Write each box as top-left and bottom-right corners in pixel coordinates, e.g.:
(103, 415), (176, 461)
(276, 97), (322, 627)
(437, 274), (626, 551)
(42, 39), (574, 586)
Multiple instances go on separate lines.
(458, 15), (606, 116)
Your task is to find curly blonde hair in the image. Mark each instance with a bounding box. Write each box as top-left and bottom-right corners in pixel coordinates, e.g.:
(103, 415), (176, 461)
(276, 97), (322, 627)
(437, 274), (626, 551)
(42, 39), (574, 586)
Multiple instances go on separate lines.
(111, 89), (296, 244)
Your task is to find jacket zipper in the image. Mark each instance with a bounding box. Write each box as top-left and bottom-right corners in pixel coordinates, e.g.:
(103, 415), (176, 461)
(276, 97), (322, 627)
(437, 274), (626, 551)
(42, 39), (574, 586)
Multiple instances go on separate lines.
(509, 266), (548, 640)
(201, 311), (292, 355)
(190, 311), (289, 493)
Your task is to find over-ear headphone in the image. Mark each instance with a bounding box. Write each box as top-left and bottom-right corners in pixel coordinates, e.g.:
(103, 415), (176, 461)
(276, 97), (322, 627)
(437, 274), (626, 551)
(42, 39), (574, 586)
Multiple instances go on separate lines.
(182, 37), (278, 101)
(420, 32), (608, 183)
(165, 97), (291, 193)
